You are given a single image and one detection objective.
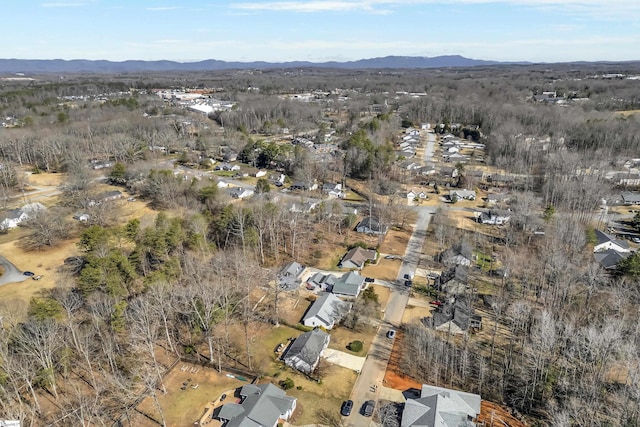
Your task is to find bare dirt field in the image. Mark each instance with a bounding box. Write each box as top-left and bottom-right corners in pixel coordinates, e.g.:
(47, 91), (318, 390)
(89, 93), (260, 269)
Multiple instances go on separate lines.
(478, 400), (528, 427)
(135, 363), (248, 427)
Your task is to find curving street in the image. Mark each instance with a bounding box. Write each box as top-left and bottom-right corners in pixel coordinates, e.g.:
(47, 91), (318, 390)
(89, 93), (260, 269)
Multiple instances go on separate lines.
(0, 254), (28, 286)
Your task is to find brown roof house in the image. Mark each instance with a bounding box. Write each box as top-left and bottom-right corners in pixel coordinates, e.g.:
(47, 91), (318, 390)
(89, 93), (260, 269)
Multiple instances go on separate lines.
(339, 247), (377, 269)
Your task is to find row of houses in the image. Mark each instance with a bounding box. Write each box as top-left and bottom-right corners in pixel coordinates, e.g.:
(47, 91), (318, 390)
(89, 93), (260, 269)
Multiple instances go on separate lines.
(397, 128), (421, 158)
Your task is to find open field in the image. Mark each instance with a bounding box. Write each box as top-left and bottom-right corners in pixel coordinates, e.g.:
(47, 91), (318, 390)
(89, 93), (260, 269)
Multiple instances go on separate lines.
(328, 324), (376, 356)
(362, 258), (401, 281)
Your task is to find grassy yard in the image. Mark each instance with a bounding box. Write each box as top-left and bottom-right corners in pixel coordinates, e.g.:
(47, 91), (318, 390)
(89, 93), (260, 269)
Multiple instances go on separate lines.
(328, 324), (376, 356)
(136, 363), (247, 427)
(249, 324), (303, 377)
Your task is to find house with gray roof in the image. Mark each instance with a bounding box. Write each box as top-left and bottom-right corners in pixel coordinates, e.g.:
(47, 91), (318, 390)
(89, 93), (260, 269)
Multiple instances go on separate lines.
(0, 202), (46, 230)
(594, 249), (631, 270)
(216, 383), (296, 427)
(621, 191), (640, 205)
(401, 385), (481, 427)
(307, 272), (337, 291)
(331, 271), (366, 297)
(282, 328), (330, 374)
(449, 189), (476, 201)
(594, 229), (630, 253)
(302, 293), (350, 330)
(356, 217), (387, 235)
(278, 262), (305, 290)
(339, 247), (377, 269)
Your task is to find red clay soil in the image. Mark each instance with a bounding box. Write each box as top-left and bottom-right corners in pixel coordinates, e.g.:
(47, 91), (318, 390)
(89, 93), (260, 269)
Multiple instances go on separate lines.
(385, 332), (527, 427)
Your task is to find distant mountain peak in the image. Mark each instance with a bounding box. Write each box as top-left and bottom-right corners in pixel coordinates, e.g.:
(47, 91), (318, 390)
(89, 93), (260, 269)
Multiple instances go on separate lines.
(0, 55), (519, 74)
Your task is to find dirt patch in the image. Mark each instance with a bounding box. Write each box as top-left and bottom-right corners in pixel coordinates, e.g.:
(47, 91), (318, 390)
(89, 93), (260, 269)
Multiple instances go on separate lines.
(478, 400), (528, 427)
(135, 363), (248, 427)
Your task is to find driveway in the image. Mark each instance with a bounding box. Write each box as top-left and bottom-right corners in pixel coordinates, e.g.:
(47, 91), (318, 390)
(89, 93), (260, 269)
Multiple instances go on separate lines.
(322, 348), (366, 372)
(0, 255), (28, 286)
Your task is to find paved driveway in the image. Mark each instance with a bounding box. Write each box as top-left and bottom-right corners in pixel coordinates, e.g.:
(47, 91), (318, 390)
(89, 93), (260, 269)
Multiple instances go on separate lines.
(322, 348), (366, 372)
(0, 254), (28, 286)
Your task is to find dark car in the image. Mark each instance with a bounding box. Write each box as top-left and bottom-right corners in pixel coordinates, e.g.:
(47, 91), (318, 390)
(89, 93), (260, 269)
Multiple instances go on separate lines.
(341, 399), (353, 416)
(387, 329), (396, 339)
(23, 271), (35, 277)
(363, 400), (375, 417)
(364, 277), (375, 283)
(404, 280), (413, 287)
(220, 393), (226, 402)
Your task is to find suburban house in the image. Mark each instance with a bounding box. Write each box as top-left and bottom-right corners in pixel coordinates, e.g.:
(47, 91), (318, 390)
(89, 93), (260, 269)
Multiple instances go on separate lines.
(290, 181), (318, 191)
(278, 262), (305, 290)
(215, 383), (297, 427)
(401, 385), (481, 427)
(594, 249), (631, 270)
(89, 190), (123, 206)
(217, 180), (230, 189)
(485, 193), (510, 205)
(228, 187), (254, 199)
(339, 247), (377, 269)
(594, 230), (630, 253)
(621, 191), (640, 205)
(289, 200), (320, 214)
(424, 297), (482, 335)
(302, 293), (350, 329)
(282, 328), (330, 374)
(0, 202), (46, 230)
(331, 271), (366, 297)
(356, 217), (388, 235)
(254, 170), (267, 178)
(307, 272), (338, 291)
(322, 182), (345, 199)
(449, 189), (476, 201)
(476, 210), (511, 225)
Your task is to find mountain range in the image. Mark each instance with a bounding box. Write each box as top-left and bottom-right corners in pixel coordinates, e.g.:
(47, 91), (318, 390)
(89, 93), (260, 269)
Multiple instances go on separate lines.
(0, 55), (523, 74)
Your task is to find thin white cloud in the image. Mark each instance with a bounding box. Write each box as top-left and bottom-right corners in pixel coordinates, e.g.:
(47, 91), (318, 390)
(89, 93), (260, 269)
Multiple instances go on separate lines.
(231, 0), (640, 19)
(41, 2), (87, 7)
(147, 6), (181, 11)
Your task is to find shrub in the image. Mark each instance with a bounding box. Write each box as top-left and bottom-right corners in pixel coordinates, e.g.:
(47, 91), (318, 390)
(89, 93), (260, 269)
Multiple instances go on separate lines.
(348, 341), (363, 352)
(279, 377), (295, 390)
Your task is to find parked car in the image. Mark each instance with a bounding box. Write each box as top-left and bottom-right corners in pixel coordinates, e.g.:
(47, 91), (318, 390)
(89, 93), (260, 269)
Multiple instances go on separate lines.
(32, 275), (43, 281)
(23, 271), (34, 277)
(364, 277), (375, 283)
(430, 300), (443, 307)
(220, 393), (226, 402)
(387, 329), (396, 339)
(404, 280), (413, 287)
(427, 272), (439, 279)
(363, 400), (375, 417)
(341, 400), (353, 416)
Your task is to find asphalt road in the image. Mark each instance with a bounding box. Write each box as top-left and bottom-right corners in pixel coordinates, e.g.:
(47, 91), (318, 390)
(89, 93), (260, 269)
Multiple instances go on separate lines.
(345, 206), (435, 426)
(0, 254), (28, 286)
(424, 131), (436, 166)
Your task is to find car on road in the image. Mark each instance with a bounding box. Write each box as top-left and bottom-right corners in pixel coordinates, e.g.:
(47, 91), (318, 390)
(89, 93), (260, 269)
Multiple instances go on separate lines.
(430, 300), (443, 307)
(387, 329), (396, 339)
(23, 271), (34, 277)
(341, 400), (353, 416)
(404, 280), (413, 287)
(363, 400), (375, 417)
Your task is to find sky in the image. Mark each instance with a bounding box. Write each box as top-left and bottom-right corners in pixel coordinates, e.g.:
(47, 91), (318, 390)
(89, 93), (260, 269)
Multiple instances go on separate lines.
(2, 0), (639, 63)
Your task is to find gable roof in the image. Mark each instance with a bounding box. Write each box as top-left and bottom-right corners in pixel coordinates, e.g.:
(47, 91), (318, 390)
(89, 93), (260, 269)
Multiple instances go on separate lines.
(594, 229), (629, 251)
(218, 383), (296, 427)
(340, 247), (376, 269)
(331, 271), (365, 296)
(594, 249), (630, 269)
(356, 217), (387, 234)
(302, 293), (348, 328)
(283, 328), (329, 369)
(401, 385), (480, 427)
(621, 192), (640, 204)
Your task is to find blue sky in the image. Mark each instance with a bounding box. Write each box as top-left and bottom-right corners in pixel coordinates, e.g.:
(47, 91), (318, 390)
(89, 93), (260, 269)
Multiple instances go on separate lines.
(2, 1), (639, 62)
